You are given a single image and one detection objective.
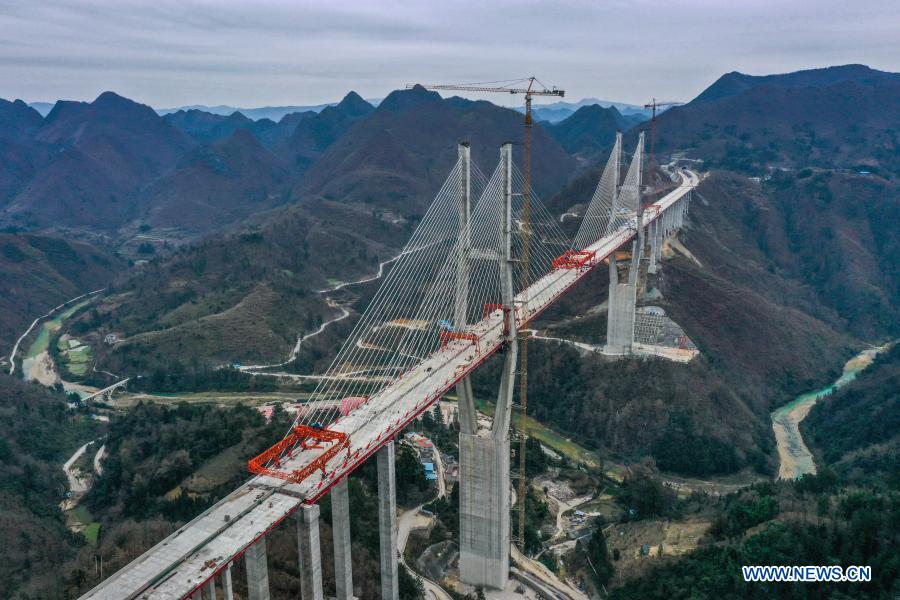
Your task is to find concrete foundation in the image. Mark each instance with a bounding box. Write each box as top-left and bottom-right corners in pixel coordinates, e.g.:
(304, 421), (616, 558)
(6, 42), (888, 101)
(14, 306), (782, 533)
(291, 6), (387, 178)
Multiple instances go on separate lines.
(458, 433), (510, 589)
(244, 537), (270, 600)
(331, 478), (354, 600)
(377, 442), (399, 600)
(296, 504), (324, 600)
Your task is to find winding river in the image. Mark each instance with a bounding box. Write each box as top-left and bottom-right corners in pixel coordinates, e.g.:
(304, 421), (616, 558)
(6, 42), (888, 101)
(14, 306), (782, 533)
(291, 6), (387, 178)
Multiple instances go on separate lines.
(772, 342), (892, 480)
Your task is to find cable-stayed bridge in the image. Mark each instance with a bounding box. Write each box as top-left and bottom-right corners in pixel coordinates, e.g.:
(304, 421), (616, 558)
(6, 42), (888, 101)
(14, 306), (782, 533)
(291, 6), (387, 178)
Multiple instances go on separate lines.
(80, 134), (696, 600)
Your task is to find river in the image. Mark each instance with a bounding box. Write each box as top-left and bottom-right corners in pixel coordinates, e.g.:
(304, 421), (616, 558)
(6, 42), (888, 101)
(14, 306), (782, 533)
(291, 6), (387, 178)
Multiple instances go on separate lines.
(771, 342), (892, 480)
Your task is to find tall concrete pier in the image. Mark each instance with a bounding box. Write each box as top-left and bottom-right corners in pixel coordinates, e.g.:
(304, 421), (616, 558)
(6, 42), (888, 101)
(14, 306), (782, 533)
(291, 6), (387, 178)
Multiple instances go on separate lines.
(605, 250), (637, 355)
(331, 478), (354, 600)
(378, 442), (399, 600)
(296, 504), (324, 600)
(458, 434), (511, 588)
(457, 143), (517, 590)
(245, 538), (270, 600)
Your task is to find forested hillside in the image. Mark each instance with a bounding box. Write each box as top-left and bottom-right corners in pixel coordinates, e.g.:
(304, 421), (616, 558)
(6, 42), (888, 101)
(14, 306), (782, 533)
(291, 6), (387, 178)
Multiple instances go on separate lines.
(803, 342), (900, 486)
(0, 232), (125, 354)
(610, 345), (900, 598)
(0, 374), (102, 598)
(653, 65), (900, 175)
(75, 200), (403, 374)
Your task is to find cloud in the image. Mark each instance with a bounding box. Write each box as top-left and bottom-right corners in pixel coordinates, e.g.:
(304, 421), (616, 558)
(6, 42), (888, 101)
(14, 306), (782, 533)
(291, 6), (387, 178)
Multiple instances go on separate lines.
(0, 0), (897, 107)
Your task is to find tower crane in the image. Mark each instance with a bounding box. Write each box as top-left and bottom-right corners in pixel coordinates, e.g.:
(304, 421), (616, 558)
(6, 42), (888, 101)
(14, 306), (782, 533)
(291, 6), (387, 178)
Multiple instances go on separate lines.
(643, 98), (683, 174)
(408, 77), (564, 551)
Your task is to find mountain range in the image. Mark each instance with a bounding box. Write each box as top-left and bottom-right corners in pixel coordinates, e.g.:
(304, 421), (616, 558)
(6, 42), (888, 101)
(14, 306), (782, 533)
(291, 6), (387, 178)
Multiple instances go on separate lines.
(1, 63), (897, 476)
(30, 95), (649, 125)
(530, 97), (652, 123)
(653, 64), (900, 173)
(3, 88), (621, 245)
(546, 104), (646, 161)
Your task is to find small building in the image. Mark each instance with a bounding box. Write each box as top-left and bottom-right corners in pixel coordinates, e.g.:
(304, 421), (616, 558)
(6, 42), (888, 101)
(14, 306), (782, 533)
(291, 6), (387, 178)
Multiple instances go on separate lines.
(256, 406), (274, 423)
(104, 333), (118, 345)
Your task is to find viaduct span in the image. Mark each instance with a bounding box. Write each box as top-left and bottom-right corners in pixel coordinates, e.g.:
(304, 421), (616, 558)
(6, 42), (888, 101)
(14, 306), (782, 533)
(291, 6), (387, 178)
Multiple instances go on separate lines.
(80, 133), (696, 599)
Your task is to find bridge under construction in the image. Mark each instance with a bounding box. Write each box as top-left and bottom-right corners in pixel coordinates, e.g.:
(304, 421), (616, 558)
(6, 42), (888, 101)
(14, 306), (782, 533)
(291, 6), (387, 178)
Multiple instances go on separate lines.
(80, 132), (696, 599)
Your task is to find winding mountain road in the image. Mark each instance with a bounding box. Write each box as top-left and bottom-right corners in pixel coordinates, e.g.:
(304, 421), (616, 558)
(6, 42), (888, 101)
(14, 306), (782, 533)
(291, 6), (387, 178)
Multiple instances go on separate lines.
(240, 252), (407, 374)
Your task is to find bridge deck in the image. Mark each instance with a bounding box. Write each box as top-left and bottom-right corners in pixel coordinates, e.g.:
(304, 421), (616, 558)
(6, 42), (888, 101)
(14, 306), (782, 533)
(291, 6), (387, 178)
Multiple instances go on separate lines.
(80, 170), (696, 600)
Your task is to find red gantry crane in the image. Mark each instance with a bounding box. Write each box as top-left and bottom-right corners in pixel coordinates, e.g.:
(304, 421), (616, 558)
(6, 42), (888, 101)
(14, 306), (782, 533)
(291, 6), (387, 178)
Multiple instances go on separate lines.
(407, 77), (564, 551)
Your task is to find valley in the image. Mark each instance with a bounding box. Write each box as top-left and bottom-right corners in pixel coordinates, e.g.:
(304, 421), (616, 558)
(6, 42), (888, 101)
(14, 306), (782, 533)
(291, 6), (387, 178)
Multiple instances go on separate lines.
(772, 342), (894, 480)
(1, 55), (897, 600)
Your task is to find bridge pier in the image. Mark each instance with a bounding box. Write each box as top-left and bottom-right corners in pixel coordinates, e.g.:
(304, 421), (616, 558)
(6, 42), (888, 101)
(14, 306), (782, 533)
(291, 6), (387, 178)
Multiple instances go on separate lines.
(605, 250), (636, 355)
(458, 337), (516, 590)
(296, 504), (324, 600)
(244, 537), (270, 600)
(459, 433), (511, 589)
(458, 142), (516, 590)
(378, 441), (399, 600)
(223, 562), (234, 600)
(331, 478), (354, 600)
(648, 220), (660, 274)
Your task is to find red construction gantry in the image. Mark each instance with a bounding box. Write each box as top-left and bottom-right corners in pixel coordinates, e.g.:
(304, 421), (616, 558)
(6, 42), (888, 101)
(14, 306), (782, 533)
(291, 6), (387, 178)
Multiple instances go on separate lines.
(552, 250), (596, 270)
(438, 330), (481, 355)
(248, 424), (350, 484)
(482, 303), (505, 318)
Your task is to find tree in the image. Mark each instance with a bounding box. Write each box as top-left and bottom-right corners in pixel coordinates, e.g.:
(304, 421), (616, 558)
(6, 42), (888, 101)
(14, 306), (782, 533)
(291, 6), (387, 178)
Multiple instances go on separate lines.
(524, 436), (548, 475)
(396, 445), (430, 507)
(398, 563), (423, 599)
(587, 528), (614, 586)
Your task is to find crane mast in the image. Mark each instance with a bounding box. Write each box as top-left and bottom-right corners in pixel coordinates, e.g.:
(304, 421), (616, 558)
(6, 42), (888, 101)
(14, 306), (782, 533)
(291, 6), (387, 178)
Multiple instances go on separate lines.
(643, 97), (683, 182)
(408, 77), (564, 551)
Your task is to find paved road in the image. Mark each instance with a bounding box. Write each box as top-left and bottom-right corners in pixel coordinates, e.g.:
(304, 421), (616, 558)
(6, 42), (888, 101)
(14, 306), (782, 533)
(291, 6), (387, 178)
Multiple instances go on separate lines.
(241, 251), (407, 373)
(511, 546), (589, 600)
(398, 503), (452, 600)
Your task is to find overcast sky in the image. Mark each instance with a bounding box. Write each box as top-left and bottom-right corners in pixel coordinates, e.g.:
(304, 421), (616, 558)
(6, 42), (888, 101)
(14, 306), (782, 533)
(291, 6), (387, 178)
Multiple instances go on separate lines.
(1, 0), (897, 109)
